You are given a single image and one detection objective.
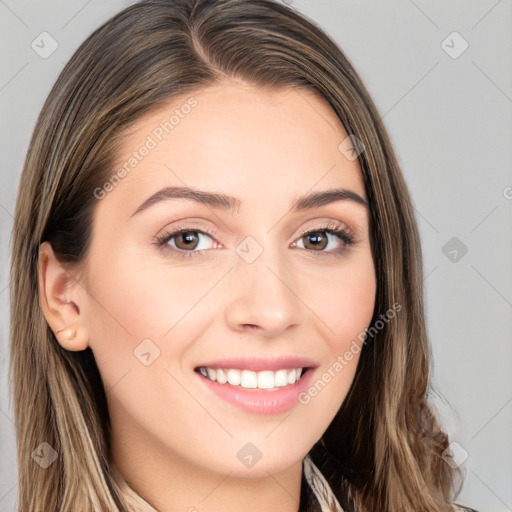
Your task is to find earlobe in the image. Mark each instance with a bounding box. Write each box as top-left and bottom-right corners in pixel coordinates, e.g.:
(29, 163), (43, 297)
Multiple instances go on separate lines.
(38, 241), (89, 351)
(54, 325), (89, 351)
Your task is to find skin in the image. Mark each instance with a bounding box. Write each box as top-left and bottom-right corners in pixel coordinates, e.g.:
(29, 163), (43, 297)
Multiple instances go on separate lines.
(38, 81), (376, 512)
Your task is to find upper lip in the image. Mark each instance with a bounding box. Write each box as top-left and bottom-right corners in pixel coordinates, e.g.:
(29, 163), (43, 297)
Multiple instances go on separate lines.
(194, 356), (318, 372)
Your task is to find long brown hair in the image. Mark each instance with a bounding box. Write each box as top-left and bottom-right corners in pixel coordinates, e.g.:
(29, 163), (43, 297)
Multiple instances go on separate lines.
(10, 1), (462, 510)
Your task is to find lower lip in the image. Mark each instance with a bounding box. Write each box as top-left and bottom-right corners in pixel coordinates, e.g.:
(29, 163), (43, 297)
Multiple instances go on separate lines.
(196, 368), (315, 415)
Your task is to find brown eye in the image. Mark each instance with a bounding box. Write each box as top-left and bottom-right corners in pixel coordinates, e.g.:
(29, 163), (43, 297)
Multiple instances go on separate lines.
(174, 230), (200, 250)
(294, 227), (354, 256)
(302, 230), (328, 251)
(155, 228), (217, 256)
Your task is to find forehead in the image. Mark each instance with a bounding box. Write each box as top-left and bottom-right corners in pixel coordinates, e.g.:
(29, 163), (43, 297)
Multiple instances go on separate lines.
(103, 82), (366, 213)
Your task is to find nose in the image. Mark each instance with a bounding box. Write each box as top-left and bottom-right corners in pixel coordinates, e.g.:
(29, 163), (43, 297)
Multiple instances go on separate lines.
(223, 246), (305, 337)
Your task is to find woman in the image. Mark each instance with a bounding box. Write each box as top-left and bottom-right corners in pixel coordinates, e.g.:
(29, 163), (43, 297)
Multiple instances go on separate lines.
(9, 0), (479, 511)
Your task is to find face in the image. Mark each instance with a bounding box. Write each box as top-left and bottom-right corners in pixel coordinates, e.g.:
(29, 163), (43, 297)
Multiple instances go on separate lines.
(70, 82), (376, 480)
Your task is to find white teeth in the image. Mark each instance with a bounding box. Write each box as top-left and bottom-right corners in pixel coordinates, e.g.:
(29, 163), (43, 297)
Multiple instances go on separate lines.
(226, 369), (241, 386)
(198, 367), (305, 389)
(257, 370), (274, 389)
(216, 368), (227, 384)
(274, 369), (288, 387)
(240, 370), (257, 389)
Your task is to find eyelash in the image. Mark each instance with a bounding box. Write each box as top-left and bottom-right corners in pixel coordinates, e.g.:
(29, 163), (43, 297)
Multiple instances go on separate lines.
(153, 221), (355, 259)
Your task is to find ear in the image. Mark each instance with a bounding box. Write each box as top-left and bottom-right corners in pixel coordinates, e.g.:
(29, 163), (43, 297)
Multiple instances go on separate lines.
(38, 241), (89, 351)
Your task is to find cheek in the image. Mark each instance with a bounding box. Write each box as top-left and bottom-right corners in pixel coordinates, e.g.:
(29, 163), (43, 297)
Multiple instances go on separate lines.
(294, 257), (375, 433)
(297, 254), (376, 345)
(81, 256), (218, 378)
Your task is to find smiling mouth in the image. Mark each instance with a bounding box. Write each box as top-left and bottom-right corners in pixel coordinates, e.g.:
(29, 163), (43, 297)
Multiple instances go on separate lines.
(194, 366), (311, 390)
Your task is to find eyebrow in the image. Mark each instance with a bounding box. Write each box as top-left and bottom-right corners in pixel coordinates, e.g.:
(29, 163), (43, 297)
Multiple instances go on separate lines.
(130, 186), (368, 217)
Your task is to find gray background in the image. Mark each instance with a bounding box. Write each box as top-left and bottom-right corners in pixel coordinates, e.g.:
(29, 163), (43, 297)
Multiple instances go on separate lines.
(1, 1), (511, 511)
